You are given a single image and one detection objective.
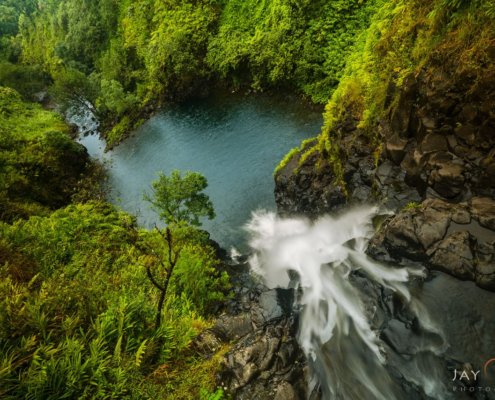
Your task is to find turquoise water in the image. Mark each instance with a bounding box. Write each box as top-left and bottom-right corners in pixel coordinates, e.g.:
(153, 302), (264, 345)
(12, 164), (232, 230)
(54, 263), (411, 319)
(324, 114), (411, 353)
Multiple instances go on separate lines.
(79, 94), (322, 249)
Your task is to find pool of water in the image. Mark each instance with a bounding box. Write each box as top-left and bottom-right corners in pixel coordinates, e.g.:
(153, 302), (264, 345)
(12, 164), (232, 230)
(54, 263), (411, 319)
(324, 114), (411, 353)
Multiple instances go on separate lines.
(78, 93), (322, 249)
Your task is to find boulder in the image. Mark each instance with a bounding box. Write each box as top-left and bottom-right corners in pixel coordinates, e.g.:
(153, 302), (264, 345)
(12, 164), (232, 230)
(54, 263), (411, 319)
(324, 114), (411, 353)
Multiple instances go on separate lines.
(471, 197), (495, 230)
(429, 231), (475, 281)
(475, 241), (495, 291)
(419, 133), (448, 154)
(368, 197), (495, 291)
(386, 134), (409, 165)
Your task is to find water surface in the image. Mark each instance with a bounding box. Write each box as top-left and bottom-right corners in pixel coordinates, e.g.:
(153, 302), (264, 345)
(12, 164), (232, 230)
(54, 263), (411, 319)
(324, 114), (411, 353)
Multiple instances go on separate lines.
(79, 94), (322, 248)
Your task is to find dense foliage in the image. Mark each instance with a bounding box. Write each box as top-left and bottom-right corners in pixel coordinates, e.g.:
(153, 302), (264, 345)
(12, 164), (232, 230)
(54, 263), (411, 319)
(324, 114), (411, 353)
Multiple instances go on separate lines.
(0, 91), (230, 398)
(0, 202), (230, 399)
(278, 0), (495, 184)
(0, 87), (89, 221)
(0, 0), (378, 146)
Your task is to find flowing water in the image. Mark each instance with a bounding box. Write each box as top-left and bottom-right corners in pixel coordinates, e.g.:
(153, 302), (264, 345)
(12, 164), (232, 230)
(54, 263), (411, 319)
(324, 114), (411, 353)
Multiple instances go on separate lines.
(246, 208), (495, 400)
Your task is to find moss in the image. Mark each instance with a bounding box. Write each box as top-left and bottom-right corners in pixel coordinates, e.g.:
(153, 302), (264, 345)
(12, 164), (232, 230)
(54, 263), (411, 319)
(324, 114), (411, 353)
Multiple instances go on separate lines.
(403, 201), (421, 211)
(274, 146), (300, 176)
(0, 86), (68, 138)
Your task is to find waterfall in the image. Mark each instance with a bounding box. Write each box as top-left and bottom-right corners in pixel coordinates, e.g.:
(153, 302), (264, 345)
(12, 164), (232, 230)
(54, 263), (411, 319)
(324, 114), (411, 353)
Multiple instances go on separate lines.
(246, 206), (448, 399)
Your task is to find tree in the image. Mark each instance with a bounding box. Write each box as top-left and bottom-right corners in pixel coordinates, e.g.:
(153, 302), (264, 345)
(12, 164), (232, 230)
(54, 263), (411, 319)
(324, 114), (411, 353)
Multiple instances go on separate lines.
(144, 170), (215, 226)
(143, 170), (215, 329)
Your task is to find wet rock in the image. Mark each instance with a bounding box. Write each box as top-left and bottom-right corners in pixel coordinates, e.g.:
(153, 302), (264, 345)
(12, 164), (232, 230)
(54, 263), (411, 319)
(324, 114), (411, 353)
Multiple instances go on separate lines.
(475, 241), (495, 290)
(382, 213), (425, 261)
(451, 205), (471, 224)
(274, 381), (299, 400)
(414, 206), (450, 248)
(470, 197), (495, 230)
(198, 264), (307, 400)
(369, 197), (495, 291)
(259, 289), (284, 321)
(429, 231), (475, 280)
(275, 147), (362, 217)
(220, 318), (307, 400)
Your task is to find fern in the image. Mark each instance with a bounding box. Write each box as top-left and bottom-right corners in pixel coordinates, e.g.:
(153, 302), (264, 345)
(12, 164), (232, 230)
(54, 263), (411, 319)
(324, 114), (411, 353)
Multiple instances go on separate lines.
(135, 339), (148, 368)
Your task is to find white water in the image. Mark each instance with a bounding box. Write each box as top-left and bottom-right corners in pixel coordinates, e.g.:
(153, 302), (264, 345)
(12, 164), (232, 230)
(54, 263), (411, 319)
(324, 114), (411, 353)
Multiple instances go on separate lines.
(246, 207), (442, 399)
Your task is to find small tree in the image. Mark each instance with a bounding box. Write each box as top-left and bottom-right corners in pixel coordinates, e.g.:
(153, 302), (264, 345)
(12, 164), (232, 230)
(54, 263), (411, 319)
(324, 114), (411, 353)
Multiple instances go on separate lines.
(144, 170), (215, 226)
(143, 170), (215, 329)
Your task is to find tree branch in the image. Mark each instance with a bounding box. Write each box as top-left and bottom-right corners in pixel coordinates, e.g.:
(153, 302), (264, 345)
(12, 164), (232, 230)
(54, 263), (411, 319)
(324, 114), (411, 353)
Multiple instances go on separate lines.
(146, 264), (164, 291)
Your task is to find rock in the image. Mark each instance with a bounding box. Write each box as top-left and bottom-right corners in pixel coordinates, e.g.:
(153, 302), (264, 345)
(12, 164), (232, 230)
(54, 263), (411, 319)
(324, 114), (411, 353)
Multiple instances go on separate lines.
(275, 381), (298, 400)
(454, 124), (476, 145)
(451, 206), (471, 224)
(414, 206), (450, 248)
(475, 241), (495, 290)
(369, 197), (495, 291)
(421, 115), (437, 130)
(212, 313), (255, 341)
(386, 134), (409, 165)
(274, 146), (369, 217)
(220, 319), (307, 400)
(203, 266), (308, 400)
(429, 231), (475, 281)
(259, 289), (284, 321)
(459, 104), (479, 123)
(420, 133), (448, 154)
(470, 197), (495, 230)
(429, 160), (465, 198)
(382, 213), (425, 261)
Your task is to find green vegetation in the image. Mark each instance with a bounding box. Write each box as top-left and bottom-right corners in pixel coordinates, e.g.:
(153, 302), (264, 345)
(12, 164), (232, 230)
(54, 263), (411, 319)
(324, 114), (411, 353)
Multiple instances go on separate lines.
(0, 91), (230, 398)
(144, 170), (215, 227)
(0, 202), (229, 398)
(0, 0), (379, 146)
(2, 0), (493, 397)
(0, 87), (90, 221)
(286, 0), (495, 187)
(142, 170), (226, 330)
(207, 0), (378, 102)
(403, 201), (421, 211)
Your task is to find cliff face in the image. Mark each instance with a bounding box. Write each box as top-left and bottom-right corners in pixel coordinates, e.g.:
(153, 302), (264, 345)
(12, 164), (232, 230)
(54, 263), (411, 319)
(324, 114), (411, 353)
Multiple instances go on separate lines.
(274, 0), (495, 289)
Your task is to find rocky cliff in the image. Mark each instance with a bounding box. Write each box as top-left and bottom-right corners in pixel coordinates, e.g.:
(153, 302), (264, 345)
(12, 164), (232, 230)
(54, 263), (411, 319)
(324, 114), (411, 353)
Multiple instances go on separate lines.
(275, 0), (495, 291)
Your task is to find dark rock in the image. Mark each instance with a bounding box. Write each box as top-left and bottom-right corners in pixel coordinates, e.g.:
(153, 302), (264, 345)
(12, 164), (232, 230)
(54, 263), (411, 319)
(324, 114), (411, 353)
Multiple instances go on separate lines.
(414, 206), (450, 248)
(419, 133), (448, 154)
(274, 381), (299, 400)
(470, 197), (495, 230)
(459, 104), (478, 123)
(382, 213), (425, 261)
(475, 241), (495, 290)
(220, 318), (307, 400)
(454, 124), (476, 145)
(420, 115), (437, 130)
(429, 231), (475, 281)
(369, 198), (495, 291)
(386, 134), (409, 164)
(201, 265), (307, 400)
